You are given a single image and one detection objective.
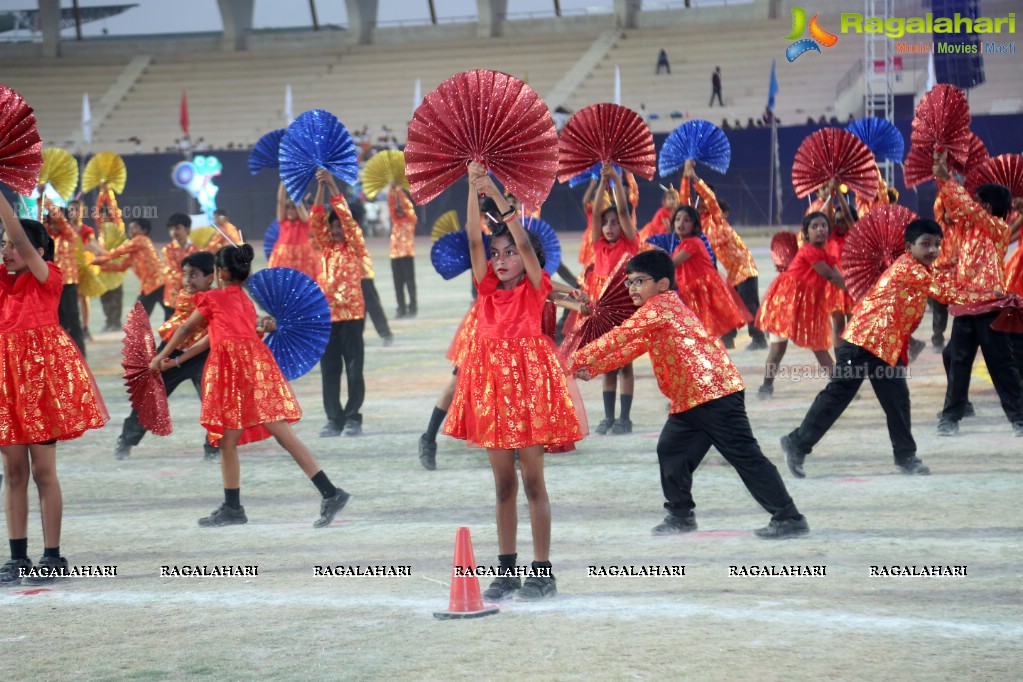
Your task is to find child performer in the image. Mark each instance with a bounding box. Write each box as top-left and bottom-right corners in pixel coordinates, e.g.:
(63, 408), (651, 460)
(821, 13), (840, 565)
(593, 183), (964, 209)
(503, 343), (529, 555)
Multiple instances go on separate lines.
(684, 161), (766, 350)
(311, 170), (367, 438)
(755, 211), (845, 398)
(41, 197), (86, 356)
(570, 250), (809, 539)
(150, 244), (350, 528)
(823, 190), (857, 346)
(93, 217), (173, 321)
(205, 208), (243, 255)
(95, 184), (127, 331)
(115, 251), (220, 461)
(781, 218), (997, 478)
(0, 192), (108, 586)
(268, 183), (320, 280)
(388, 183), (418, 318)
(588, 163), (639, 434)
(444, 162), (585, 600)
(162, 213), (199, 310)
(932, 150), (1023, 437)
(64, 198), (99, 341)
(638, 185), (678, 241)
(669, 205), (747, 340)
(348, 200), (393, 346)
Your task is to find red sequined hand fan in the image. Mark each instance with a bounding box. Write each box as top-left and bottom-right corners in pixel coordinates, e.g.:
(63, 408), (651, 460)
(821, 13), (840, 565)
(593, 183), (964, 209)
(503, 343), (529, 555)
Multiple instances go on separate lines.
(557, 103), (656, 182)
(791, 128), (877, 199)
(558, 254), (638, 363)
(770, 231), (799, 273)
(901, 142), (935, 189)
(910, 84), (972, 168)
(0, 85), (43, 195)
(404, 69), (558, 209)
(949, 132), (988, 177)
(948, 296), (1023, 334)
(965, 154), (1023, 198)
(121, 302), (172, 436)
(842, 204), (918, 302)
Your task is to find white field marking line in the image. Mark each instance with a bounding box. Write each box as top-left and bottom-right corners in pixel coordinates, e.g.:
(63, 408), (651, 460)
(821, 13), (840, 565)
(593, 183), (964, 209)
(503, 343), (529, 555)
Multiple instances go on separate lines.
(4, 589), (1022, 640)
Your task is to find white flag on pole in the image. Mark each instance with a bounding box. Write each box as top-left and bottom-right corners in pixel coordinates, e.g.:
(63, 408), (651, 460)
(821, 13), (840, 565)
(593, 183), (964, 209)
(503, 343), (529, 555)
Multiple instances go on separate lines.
(285, 84), (294, 124)
(413, 78), (422, 114)
(82, 92), (93, 144)
(926, 53), (936, 91)
(614, 66), (621, 105)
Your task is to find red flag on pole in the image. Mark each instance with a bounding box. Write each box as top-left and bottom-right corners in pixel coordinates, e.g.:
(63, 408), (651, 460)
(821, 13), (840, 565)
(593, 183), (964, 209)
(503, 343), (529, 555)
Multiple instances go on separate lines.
(180, 91), (189, 137)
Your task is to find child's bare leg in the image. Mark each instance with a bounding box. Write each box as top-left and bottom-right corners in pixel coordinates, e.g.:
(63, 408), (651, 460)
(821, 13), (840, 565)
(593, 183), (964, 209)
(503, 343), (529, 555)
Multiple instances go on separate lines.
(265, 421), (322, 477)
(813, 350), (835, 377)
(1, 445), (30, 540)
(831, 312), (847, 347)
(28, 443), (61, 549)
(764, 340), (789, 381)
(517, 445), (550, 561)
(487, 449), (518, 555)
(218, 429), (243, 488)
(620, 362), (635, 395)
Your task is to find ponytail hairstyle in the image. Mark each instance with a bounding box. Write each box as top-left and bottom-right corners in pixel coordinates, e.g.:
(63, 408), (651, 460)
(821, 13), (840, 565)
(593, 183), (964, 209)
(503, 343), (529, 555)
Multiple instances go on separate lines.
(801, 211), (831, 240)
(17, 219), (56, 262)
(214, 243), (255, 283)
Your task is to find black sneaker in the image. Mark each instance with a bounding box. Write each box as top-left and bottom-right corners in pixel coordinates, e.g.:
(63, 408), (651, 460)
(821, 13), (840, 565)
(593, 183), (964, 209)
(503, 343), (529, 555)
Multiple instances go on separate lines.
(343, 421), (362, 436)
(22, 556), (69, 585)
(114, 437), (131, 460)
(908, 337), (926, 363)
(198, 503), (248, 527)
(382, 335), (395, 347)
(594, 418), (614, 435)
(746, 338), (768, 351)
(314, 489), (351, 528)
(0, 557), (32, 587)
(418, 434), (437, 471)
(611, 418), (632, 435)
(722, 336), (736, 349)
(651, 514), (697, 535)
(1014, 422), (1023, 438)
(937, 418), (959, 436)
(897, 457), (931, 475)
(780, 434), (806, 478)
(517, 575), (557, 601)
(203, 447), (220, 461)
(482, 575), (521, 601)
(932, 339), (945, 353)
(754, 517), (810, 539)
(757, 384), (773, 400)
(319, 421), (343, 438)
(935, 404), (975, 420)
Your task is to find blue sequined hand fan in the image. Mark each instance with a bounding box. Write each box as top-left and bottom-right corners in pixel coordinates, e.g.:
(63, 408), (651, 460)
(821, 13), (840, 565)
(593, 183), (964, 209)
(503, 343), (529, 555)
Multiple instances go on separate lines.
(263, 219), (279, 259)
(278, 110), (359, 204)
(645, 232), (680, 255)
(567, 162), (621, 188)
(246, 267), (331, 381)
(431, 231), (491, 280)
(846, 117), (905, 164)
(522, 216), (561, 275)
(659, 120), (731, 176)
(248, 129), (286, 175)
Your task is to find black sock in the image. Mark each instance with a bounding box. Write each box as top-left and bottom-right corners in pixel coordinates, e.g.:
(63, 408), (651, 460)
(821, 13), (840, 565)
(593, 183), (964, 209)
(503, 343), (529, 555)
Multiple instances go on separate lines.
(424, 406), (447, 443)
(43, 546), (60, 559)
(531, 560), (554, 578)
(602, 391), (616, 421)
(498, 553), (517, 575)
(763, 377), (774, 387)
(9, 538), (28, 560)
(311, 470), (338, 499)
(619, 394), (633, 421)
(224, 488), (241, 510)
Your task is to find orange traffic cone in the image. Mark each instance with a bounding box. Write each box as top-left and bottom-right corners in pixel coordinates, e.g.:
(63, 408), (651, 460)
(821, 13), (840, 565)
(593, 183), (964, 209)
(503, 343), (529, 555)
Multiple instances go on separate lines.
(433, 527), (500, 620)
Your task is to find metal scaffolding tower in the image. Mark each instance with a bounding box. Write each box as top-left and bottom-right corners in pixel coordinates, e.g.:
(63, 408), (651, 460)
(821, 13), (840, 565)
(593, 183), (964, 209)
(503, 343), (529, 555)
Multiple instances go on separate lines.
(863, 0), (896, 185)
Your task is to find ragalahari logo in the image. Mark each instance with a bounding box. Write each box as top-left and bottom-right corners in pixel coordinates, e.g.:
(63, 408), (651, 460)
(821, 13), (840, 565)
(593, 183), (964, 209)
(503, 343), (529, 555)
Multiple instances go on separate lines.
(785, 7), (839, 62)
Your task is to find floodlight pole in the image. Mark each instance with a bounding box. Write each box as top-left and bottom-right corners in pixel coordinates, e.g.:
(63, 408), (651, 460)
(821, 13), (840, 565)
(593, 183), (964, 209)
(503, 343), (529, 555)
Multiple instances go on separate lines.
(309, 0), (319, 30)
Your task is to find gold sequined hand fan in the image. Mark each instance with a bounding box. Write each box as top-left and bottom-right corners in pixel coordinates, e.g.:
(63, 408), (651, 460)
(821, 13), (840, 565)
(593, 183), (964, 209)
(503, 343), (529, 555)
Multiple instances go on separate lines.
(82, 151), (127, 194)
(361, 150), (409, 200)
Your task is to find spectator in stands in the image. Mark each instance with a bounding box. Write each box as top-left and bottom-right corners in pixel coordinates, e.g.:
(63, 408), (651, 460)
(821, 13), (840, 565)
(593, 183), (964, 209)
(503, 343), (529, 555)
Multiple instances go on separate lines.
(722, 118), (731, 130)
(553, 106), (572, 132)
(656, 49), (671, 75)
(734, 119), (742, 129)
(818, 115), (828, 125)
(847, 112), (856, 123)
(710, 67), (724, 107)
(807, 116), (816, 125)
(747, 117), (756, 129)
(829, 116), (840, 125)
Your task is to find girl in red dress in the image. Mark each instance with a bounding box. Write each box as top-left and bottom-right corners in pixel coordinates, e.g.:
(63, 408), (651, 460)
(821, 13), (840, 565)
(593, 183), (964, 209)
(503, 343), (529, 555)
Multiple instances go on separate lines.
(444, 163), (584, 602)
(0, 192), (108, 587)
(755, 212), (846, 398)
(823, 190), (857, 345)
(151, 243), (349, 529)
(268, 182), (321, 280)
(670, 205), (747, 338)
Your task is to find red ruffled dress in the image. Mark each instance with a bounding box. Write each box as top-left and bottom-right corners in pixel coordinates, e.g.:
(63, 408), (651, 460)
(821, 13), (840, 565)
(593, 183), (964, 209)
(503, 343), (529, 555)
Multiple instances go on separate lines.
(268, 218), (322, 281)
(0, 262), (108, 444)
(756, 243), (836, 351)
(194, 286), (302, 445)
(823, 230), (855, 315)
(444, 270), (585, 450)
(672, 237), (746, 338)
(1004, 233), (1023, 297)
(446, 303), (479, 368)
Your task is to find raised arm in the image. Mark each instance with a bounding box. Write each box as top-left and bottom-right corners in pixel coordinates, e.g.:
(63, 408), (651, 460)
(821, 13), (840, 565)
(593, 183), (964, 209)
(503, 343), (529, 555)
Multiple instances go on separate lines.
(466, 162), (490, 284)
(604, 164), (636, 241)
(0, 189), (49, 283)
(474, 169), (542, 289)
(686, 160), (722, 227)
(276, 182), (287, 222)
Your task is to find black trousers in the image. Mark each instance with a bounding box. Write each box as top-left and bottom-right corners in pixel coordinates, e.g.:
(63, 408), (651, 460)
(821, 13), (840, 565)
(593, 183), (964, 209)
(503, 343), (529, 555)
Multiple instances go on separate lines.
(940, 312), (1023, 424)
(119, 348), (217, 454)
(929, 298), (948, 344)
(391, 256), (416, 314)
(321, 319), (366, 427)
(657, 391), (800, 521)
(789, 341), (916, 462)
(361, 278), (392, 339)
(556, 262), (578, 288)
(138, 285), (174, 321)
(58, 283), (86, 358)
(722, 276), (765, 344)
(100, 285), (123, 329)
(709, 87), (723, 107)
